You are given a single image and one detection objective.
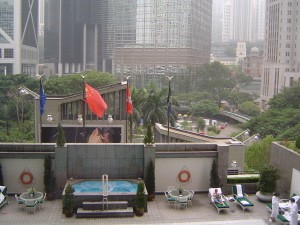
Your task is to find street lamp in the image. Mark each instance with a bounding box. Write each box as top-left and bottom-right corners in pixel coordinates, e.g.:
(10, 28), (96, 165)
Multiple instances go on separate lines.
(47, 114), (53, 123)
(107, 114), (113, 125)
(77, 114), (83, 124)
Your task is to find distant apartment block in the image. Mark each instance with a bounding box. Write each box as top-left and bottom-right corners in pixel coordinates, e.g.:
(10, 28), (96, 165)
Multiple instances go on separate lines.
(44, 0), (212, 89)
(0, 0), (39, 75)
(260, 0), (300, 110)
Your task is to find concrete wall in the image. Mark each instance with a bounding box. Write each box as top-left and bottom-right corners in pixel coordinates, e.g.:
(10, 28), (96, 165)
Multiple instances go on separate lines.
(270, 142), (300, 197)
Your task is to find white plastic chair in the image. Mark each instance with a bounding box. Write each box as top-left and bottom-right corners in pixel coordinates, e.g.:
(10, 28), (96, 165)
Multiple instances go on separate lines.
(25, 200), (38, 214)
(188, 190), (194, 207)
(15, 194), (25, 211)
(38, 193), (47, 210)
(176, 196), (188, 209)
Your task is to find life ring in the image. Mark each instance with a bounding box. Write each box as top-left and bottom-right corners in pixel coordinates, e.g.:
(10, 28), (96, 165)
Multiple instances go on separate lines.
(20, 171), (33, 185)
(178, 170), (191, 183)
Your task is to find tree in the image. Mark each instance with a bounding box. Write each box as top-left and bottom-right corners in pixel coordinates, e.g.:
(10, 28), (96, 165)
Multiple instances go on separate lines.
(190, 100), (219, 120)
(210, 160), (220, 188)
(134, 181), (146, 216)
(196, 117), (206, 132)
(296, 136), (300, 149)
(245, 135), (275, 171)
(57, 123), (66, 147)
(145, 159), (155, 201)
(62, 183), (75, 217)
(238, 101), (261, 116)
(258, 165), (279, 194)
(44, 155), (52, 194)
(143, 123), (154, 145)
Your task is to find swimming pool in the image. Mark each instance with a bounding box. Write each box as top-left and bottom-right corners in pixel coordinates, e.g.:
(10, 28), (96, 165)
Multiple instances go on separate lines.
(72, 180), (138, 193)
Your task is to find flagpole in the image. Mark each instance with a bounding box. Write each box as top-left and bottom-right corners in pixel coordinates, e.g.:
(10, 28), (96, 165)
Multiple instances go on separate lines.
(81, 75), (86, 141)
(167, 76), (173, 143)
(39, 77), (42, 143)
(125, 76), (130, 143)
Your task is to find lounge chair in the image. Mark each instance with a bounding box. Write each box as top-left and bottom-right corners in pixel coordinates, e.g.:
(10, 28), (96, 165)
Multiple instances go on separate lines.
(0, 186), (8, 209)
(208, 188), (230, 214)
(232, 184), (254, 211)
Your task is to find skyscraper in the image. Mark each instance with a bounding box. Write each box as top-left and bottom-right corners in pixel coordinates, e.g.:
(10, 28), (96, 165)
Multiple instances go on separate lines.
(44, 0), (212, 89)
(0, 0), (39, 75)
(260, 0), (300, 110)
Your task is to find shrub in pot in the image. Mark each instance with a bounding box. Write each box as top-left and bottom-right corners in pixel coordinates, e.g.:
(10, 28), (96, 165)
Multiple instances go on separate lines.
(134, 181), (146, 216)
(62, 184), (75, 217)
(256, 165), (279, 202)
(145, 159), (155, 201)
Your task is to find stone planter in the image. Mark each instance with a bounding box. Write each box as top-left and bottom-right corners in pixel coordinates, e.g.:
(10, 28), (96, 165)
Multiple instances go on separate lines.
(256, 191), (272, 203)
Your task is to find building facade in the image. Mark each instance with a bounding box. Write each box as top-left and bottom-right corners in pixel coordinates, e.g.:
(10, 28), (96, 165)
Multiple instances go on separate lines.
(0, 0), (39, 75)
(222, 0), (265, 43)
(44, 0), (212, 89)
(260, 0), (300, 110)
(242, 47), (262, 79)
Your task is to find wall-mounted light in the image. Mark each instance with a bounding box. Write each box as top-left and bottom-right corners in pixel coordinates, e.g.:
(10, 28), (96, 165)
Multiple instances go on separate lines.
(231, 160), (237, 168)
(77, 114), (83, 124)
(107, 114), (113, 125)
(47, 114), (53, 123)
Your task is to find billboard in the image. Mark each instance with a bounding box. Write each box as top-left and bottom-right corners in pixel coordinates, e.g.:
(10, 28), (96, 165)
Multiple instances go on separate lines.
(42, 127), (122, 143)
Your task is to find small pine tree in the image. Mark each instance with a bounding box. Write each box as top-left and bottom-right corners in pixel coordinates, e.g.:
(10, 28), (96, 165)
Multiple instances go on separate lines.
(145, 159), (155, 201)
(57, 123), (66, 147)
(62, 183), (75, 217)
(210, 160), (220, 188)
(296, 136), (300, 149)
(0, 163), (4, 186)
(143, 123), (154, 145)
(134, 181), (146, 216)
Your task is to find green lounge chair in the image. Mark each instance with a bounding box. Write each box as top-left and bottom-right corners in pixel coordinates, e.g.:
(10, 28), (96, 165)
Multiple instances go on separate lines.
(209, 188), (230, 214)
(0, 186), (8, 209)
(232, 184), (254, 211)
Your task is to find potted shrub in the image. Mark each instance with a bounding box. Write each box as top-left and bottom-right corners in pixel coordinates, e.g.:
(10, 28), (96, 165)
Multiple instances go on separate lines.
(134, 181), (146, 216)
(143, 123), (154, 145)
(44, 155), (56, 200)
(145, 159), (155, 201)
(210, 160), (220, 188)
(56, 123), (66, 147)
(62, 183), (75, 217)
(256, 165), (279, 202)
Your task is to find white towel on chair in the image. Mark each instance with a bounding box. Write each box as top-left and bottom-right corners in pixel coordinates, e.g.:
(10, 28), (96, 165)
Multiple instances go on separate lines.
(236, 185), (243, 198)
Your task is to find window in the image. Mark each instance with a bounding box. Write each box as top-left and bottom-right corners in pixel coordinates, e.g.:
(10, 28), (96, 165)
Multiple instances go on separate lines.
(4, 49), (13, 58)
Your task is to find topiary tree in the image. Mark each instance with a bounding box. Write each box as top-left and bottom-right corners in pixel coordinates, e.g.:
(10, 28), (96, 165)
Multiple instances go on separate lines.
(44, 155), (56, 200)
(56, 123), (66, 147)
(296, 136), (300, 149)
(0, 163), (3, 186)
(145, 159), (155, 201)
(62, 183), (75, 217)
(258, 165), (279, 194)
(210, 160), (220, 188)
(134, 181), (146, 216)
(143, 123), (154, 145)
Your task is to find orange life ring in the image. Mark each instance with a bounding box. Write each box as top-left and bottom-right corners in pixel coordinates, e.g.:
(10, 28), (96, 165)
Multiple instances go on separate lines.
(178, 170), (191, 182)
(20, 171), (33, 185)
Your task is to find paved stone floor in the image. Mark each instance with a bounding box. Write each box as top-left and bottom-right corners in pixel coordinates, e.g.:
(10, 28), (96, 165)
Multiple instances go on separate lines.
(0, 193), (279, 225)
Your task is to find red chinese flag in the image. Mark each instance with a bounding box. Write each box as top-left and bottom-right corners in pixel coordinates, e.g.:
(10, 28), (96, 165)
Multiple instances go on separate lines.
(85, 82), (107, 118)
(126, 84), (133, 114)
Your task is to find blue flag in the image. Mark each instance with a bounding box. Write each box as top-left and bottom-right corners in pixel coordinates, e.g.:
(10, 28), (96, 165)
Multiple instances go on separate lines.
(39, 79), (46, 115)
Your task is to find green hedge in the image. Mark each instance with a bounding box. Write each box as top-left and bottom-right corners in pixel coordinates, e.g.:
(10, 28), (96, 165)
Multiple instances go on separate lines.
(227, 175), (259, 184)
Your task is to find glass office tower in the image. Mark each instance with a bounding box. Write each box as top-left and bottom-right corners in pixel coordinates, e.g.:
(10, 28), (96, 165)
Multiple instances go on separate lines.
(0, 0), (39, 75)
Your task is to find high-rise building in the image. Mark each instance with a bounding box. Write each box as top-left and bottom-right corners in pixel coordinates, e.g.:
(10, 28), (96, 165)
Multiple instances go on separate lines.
(222, 0), (265, 43)
(260, 0), (300, 110)
(211, 0), (224, 43)
(0, 0), (39, 75)
(44, 0), (212, 89)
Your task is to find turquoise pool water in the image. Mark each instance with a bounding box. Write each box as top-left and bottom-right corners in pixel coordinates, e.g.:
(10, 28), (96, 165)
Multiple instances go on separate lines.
(72, 180), (138, 193)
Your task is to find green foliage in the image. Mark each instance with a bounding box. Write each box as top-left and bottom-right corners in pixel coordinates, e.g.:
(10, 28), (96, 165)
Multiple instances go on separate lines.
(258, 165), (279, 194)
(207, 126), (221, 135)
(135, 181), (146, 209)
(0, 163), (3, 186)
(210, 160), (220, 188)
(56, 123), (66, 147)
(44, 155), (52, 194)
(145, 159), (155, 198)
(238, 101), (261, 116)
(296, 136), (300, 149)
(143, 123), (154, 145)
(190, 100), (219, 118)
(62, 184), (75, 217)
(227, 175), (260, 184)
(245, 135), (275, 171)
(196, 117), (206, 132)
(45, 71), (117, 95)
